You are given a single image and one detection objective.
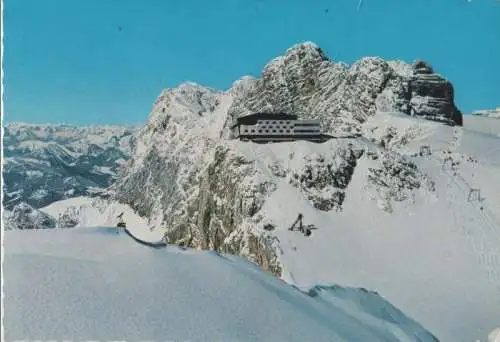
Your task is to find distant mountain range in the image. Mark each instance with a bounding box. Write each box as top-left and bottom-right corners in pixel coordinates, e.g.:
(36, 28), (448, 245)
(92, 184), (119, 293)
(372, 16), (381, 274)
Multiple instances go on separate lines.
(4, 41), (500, 341)
(472, 107), (500, 118)
(3, 123), (138, 209)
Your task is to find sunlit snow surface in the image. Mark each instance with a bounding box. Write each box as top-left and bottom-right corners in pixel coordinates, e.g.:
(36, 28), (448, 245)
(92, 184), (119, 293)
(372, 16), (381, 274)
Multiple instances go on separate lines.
(230, 113), (500, 342)
(7, 114), (500, 342)
(3, 226), (438, 342)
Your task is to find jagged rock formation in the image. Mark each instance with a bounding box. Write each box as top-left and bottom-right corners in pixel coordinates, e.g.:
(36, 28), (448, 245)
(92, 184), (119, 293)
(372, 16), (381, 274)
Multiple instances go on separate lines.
(55, 207), (81, 228)
(114, 82), (286, 273)
(3, 123), (138, 209)
(223, 42), (462, 139)
(409, 60), (463, 125)
(287, 147), (362, 211)
(114, 42), (458, 275)
(3, 202), (56, 230)
(367, 152), (436, 213)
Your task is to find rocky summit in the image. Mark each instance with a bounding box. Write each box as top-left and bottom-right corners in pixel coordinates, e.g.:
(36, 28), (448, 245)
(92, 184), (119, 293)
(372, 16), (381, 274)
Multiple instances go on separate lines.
(113, 41), (460, 275)
(224, 42), (462, 138)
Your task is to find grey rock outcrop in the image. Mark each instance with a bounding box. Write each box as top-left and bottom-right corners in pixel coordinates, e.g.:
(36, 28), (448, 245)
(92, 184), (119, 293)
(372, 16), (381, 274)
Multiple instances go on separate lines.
(409, 60), (463, 125)
(224, 42), (462, 138)
(3, 202), (56, 230)
(367, 152), (436, 213)
(288, 147), (361, 211)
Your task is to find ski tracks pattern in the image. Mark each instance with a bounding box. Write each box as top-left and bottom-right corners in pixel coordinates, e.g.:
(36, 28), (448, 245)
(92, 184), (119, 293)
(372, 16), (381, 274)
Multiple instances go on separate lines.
(440, 127), (500, 293)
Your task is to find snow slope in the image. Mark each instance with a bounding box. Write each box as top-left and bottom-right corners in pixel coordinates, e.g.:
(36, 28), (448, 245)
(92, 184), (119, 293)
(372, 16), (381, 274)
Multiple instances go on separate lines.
(227, 112), (500, 342)
(464, 114), (500, 138)
(3, 227), (438, 342)
(29, 113), (500, 341)
(489, 328), (500, 342)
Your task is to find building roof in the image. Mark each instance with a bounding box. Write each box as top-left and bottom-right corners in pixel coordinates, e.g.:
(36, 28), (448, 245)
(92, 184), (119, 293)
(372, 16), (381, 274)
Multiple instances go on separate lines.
(234, 112), (298, 126)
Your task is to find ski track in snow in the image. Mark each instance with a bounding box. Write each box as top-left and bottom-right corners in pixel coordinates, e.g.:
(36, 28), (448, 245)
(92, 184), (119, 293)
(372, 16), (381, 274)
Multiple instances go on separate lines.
(446, 128), (500, 292)
(272, 114), (500, 341)
(418, 125), (500, 293)
(443, 166), (500, 292)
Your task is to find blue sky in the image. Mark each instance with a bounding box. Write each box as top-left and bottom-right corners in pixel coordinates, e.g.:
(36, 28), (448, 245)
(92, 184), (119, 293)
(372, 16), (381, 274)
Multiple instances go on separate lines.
(4, 0), (500, 125)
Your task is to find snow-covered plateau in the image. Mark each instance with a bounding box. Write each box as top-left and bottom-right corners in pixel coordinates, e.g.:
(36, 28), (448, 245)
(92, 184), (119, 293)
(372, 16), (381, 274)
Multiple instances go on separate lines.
(3, 42), (500, 342)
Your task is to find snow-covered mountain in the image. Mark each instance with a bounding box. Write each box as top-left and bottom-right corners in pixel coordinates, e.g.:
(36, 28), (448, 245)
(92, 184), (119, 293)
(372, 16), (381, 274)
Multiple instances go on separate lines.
(472, 107), (500, 118)
(6, 42), (500, 341)
(105, 42), (499, 341)
(3, 123), (138, 209)
(113, 42), (465, 265)
(223, 42), (462, 139)
(4, 226), (439, 341)
(3, 202), (57, 230)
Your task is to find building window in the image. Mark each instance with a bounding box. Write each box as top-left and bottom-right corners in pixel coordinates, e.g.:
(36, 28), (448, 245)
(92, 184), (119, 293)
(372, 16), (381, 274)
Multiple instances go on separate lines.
(244, 129), (248, 133)
(258, 130), (262, 133)
(272, 129), (276, 133)
(286, 130), (290, 133)
(279, 130), (283, 133)
(295, 129), (319, 133)
(294, 123), (319, 127)
(251, 129), (255, 133)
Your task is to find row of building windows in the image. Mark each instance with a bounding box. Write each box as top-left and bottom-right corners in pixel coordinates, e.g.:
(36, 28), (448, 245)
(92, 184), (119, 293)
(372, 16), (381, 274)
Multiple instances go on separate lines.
(294, 123), (319, 127)
(294, 129), (320, 133)
(244, 124), (320, 129)
(258, 125), (294, 130)
(242, 129), (321, 134)
(257, 120), (292, 125)
(243, 129), (292, 134)
(255, 123), (319, 126)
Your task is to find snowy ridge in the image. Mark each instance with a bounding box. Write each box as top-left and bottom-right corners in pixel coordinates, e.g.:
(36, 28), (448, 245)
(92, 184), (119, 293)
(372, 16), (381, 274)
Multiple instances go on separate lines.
(472, 107), (500, 118)
(4, 226), (439, 341)
(39, 196), (162, 235)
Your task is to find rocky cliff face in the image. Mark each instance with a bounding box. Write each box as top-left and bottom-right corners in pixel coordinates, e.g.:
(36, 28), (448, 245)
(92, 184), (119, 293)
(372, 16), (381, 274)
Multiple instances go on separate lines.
(409, 60), (463, 125)
(366, 152), (436, 213)
(223, 42), (462, 139)
(114, 42), (458, 275)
